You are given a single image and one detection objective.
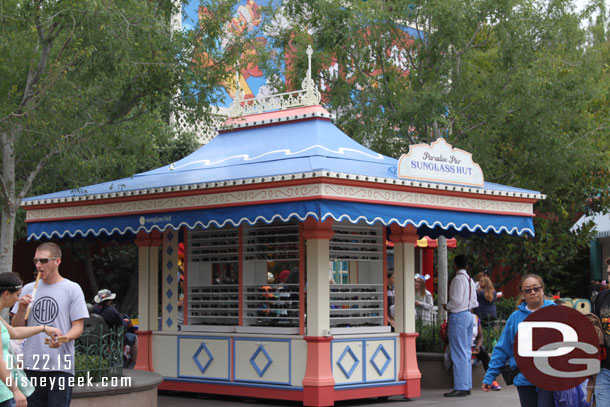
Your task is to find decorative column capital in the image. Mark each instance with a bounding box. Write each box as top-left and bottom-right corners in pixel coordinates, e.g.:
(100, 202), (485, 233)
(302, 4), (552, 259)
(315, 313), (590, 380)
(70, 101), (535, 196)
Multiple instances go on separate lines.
(135, 230), (163, 247)
(135, 231), (151, 248)
(389, 224), (418, 244)
(302, 218), (334, 240)
(149, 230), (163, 247)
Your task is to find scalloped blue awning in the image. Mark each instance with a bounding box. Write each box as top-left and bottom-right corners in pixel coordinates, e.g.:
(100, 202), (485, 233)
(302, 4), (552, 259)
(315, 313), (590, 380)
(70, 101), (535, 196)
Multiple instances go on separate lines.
(24, 106), (541, 240)
(26, 200), (534, 240)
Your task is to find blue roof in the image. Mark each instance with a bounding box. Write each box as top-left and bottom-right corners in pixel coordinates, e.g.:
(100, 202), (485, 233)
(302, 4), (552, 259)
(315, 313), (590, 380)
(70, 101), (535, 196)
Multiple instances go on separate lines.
(23, 106), (542, 240)
(23, 110), (538, 201)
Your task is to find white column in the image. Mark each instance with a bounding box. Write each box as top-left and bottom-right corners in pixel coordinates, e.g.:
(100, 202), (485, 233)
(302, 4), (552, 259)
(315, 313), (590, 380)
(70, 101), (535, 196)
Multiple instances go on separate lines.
(303, 218), (334, 337)
(148, 243), (159, 330)
(136, 238), (150, 331)
(390, 225), (418, 333)
(306, 239), (330, 336)
(135, 231), (162, 332)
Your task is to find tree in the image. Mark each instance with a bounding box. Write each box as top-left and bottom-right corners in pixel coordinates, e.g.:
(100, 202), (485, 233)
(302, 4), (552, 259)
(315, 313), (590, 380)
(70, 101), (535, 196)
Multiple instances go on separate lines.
(266, 0), (609, 293)
(0, 0), (248, 273)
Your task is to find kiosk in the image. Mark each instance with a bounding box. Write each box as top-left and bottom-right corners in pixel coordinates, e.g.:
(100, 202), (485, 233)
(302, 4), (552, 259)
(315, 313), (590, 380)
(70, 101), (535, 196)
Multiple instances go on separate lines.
(21, 55), (544, 406)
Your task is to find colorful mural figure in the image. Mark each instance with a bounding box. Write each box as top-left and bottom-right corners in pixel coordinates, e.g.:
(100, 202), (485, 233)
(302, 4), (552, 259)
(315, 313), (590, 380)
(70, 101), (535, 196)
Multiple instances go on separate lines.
(185, 1), (423, 109)
(187, 0), (269, 107)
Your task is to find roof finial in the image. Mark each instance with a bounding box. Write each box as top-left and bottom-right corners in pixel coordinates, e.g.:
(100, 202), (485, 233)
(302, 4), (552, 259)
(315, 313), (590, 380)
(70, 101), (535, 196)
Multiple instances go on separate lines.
(227, 44), (321, 118)
(306, 45), (313, 84)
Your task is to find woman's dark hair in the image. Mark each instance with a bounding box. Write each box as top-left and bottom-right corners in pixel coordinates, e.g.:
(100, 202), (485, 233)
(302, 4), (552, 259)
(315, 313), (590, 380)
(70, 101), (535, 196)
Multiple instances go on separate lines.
(0, 272), (23, 294)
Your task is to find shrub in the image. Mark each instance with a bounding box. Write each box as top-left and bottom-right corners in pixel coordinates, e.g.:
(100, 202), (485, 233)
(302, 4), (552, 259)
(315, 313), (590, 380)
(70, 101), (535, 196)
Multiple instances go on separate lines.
(75, 354), (114, 382)
(496, 296), (518, 320)
(415, 318), (445, 353)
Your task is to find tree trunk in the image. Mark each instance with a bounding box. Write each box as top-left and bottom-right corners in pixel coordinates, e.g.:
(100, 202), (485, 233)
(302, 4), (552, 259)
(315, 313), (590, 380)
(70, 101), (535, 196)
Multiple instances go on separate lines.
(437, 236), (448, 322)
(0, 130), (17, 274)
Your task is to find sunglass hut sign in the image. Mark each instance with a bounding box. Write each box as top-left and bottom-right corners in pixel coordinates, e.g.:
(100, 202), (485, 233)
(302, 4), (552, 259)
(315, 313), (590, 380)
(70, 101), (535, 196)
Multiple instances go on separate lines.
(397, 138), (484, 187)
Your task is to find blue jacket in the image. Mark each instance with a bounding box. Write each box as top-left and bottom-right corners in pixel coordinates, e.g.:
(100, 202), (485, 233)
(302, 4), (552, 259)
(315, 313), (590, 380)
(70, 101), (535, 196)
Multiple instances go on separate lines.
(482, 299), (555, 387)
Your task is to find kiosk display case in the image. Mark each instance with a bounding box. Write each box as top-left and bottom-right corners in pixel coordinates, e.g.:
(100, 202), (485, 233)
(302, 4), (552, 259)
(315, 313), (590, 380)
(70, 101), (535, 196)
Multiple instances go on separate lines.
(23, 95), (544, 407)
(329, 223), (386, 334)
(241, 221), (301, 333)
(186, 227), (239, 330)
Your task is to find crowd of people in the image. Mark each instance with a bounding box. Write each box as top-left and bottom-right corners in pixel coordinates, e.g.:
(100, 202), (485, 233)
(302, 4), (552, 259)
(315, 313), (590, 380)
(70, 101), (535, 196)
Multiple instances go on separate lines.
(2, 241), (607, 407)
(401, 253), (607, 407)
(0, 242), (137, 407)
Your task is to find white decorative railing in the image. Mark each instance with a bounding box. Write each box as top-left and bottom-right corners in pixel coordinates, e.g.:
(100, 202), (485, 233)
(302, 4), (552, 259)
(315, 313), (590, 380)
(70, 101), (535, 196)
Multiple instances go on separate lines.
(170, 45), (320, 144)
(227, 45), (321, 117)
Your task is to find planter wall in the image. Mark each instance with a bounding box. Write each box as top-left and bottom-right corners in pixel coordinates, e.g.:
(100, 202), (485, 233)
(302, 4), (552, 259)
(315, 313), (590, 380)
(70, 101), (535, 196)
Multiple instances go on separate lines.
(71, 369), (163, 407)
(417, 352), (508, 389)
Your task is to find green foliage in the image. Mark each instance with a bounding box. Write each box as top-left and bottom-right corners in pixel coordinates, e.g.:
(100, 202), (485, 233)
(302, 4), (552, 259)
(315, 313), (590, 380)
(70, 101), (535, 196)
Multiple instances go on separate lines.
(270, 0), (610, 293)
(482, 322), (506, 352)
(0, 0), (249, 273)
(415, 319), (445, 353)
(91, 242), (139, 311)
(496, 296), (518, 320)
(75, 353), (112, 383)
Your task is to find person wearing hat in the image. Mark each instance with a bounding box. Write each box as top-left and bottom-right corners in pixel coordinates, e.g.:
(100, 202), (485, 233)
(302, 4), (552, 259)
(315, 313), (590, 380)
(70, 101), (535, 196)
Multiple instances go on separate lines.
(93, 289), (138, 368)
(93, 289), (122, 328)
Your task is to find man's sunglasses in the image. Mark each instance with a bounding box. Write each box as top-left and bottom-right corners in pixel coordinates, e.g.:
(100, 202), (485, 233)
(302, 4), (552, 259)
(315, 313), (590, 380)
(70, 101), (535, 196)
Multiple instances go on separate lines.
(522, 286), (542, 294)
(33, 258), (58, 265)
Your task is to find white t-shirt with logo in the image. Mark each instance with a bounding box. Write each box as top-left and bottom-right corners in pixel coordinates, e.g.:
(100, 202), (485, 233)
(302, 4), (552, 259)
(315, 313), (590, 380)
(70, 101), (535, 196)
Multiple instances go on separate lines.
(12, 279), (89, 375)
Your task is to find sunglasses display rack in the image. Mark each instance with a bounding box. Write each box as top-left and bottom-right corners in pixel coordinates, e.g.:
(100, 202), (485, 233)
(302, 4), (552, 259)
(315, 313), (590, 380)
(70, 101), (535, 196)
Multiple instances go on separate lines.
(329, 224), (383, 261)
(241, 284), (300, 330)
(242, 223), (300, 261)
(187, 285), (239, 328)
(329, 284), (386, 333)
(188, 227), (239, 263)
(186, 227), (240, 330)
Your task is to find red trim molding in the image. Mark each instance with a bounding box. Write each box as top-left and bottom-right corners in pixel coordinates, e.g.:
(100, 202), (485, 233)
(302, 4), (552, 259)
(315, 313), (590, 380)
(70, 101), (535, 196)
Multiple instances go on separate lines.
(302, 218), (334, 240)
(389, 224), (419, 244)
(302, 336), (335, 407)
(399, 332), (421, 399)
(134, 330), (154, 372)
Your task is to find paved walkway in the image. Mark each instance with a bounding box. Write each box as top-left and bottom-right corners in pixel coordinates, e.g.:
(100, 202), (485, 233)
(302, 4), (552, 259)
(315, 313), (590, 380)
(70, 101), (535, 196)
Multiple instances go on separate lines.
(159, 386), (520, 407)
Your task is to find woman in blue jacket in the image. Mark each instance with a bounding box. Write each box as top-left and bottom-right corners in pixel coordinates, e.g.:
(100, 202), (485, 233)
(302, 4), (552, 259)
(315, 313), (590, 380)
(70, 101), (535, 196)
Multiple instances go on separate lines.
(482, 274), (555, 406)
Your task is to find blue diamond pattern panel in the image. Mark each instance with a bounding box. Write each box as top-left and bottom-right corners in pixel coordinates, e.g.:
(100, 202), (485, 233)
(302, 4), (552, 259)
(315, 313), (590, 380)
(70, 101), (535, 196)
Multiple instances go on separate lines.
(166, 303), (173, 314)
(193, 343), (214, 374)
(337, 346), (359, 379)
(166, 288), (173, 299)
(166, 274), (174, 285)
(249, 345), (273, 377)
(370, 344), (391, 376)
(167, 245), (174, 256)
(167, 231), (174, 242)
(166, 317), (173, 328)
(166, 260), (174, 270)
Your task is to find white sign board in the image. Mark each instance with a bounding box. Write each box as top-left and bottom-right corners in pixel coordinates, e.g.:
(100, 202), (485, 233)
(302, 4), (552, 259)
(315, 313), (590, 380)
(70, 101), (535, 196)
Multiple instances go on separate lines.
(397, 138), (484, 187)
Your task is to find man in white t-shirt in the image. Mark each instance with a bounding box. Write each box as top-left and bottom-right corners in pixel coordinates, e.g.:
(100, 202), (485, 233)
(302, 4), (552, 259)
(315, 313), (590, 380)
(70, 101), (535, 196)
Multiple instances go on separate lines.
(12, 242), (89, 407)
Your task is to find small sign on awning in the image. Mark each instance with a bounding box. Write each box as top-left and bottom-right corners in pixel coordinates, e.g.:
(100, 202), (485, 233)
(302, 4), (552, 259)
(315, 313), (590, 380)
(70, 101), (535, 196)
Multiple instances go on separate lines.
(398, 138), (484, 187)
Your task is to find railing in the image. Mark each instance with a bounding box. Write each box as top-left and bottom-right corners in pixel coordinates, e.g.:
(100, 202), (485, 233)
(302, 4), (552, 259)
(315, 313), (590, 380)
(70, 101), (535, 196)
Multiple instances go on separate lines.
(415, 313), (507, 354)
(75, 325), (124, 382)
